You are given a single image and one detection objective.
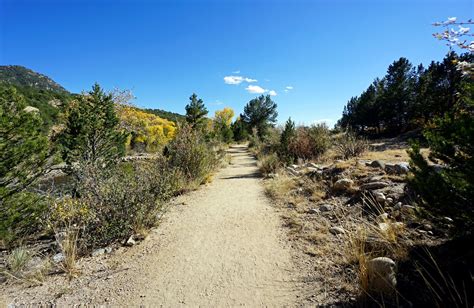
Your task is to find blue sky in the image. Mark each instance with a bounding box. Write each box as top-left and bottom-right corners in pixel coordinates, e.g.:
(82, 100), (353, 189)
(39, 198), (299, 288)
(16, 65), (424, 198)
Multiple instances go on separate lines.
(1, 0), (472, 126)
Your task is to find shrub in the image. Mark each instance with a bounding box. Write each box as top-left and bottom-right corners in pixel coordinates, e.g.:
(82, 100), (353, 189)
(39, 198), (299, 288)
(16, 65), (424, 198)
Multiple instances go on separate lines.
(288, 124), (330, 160)
(258, 153), (280, 176)
(334, 131), (368, 159)
(166, 125), (219, 186)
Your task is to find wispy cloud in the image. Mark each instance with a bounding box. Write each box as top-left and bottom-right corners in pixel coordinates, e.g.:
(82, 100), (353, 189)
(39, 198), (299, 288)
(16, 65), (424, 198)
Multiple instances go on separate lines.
(245, 85), (266, 94)
(224, 75), (257, 85)
(268, 90), (277, 96)
(232, 70), (240, 74)
(209, 100), (224, 106)
(285, 86), (293, 90)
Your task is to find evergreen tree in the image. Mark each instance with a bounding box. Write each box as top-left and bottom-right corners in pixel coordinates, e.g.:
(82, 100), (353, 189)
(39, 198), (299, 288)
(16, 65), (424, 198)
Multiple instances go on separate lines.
(0, 87), (49, 243)
(240, 95), (278, 139)
(231, 117), (248, 142)
(59, 83), (126, 168)
(0, 87), (48, 198)
(185, 93), (208, 128)
(279, 117), (296, 163)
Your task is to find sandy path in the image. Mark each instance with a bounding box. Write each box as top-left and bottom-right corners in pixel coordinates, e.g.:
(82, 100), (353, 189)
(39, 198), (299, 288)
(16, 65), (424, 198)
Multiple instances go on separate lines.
(119, 144), (298, 306)
(3, 145), (299, 307)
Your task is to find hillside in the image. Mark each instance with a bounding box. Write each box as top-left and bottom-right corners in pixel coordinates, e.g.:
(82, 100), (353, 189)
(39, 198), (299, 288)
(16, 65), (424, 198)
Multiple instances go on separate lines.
(143, 108), (186, 123)
(0, 65), (68, 93)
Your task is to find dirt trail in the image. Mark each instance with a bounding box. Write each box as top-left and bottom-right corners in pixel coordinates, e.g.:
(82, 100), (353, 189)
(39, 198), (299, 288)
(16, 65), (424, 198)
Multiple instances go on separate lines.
(3, 145), (300, 306)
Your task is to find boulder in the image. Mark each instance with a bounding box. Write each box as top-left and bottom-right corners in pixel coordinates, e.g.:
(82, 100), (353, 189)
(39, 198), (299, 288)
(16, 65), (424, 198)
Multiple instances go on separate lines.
(333, 178), (354, 192)
(385, 162), (410, 175)
(329, 226), (346, 235)
(369, 160), (385, 169)
(367, 257), (397, 294)
(360, 181), (390, 190)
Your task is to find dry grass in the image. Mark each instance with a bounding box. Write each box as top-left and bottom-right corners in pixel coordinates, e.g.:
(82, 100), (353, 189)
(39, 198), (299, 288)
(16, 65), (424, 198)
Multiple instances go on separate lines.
(2, 247), (52, 285)
(264, 173), (296, 201)
(55, 226), (80, 279)
(6, 247), (31, 274)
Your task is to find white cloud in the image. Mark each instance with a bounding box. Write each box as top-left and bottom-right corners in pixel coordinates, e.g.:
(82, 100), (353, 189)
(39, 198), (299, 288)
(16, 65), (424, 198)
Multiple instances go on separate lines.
(245, 85), (266, 94)
(284, 89), (289, 93)
(268, 90), (277, 96)
(285, 86), (294, 90)
(224, 75), (257, 85)
(232, 70), (240, 74)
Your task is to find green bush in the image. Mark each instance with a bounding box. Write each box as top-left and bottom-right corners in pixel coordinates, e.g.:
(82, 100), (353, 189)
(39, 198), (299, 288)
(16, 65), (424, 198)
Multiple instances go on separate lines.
(408, 81), (473, 229)
(166, 125), (219, 186)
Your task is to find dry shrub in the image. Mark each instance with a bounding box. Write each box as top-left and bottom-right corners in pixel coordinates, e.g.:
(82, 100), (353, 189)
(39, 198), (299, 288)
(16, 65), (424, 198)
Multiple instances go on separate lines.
(288, 124), (330, 160)
(334, 131), (368, 159)
(258, 153), (280, 176)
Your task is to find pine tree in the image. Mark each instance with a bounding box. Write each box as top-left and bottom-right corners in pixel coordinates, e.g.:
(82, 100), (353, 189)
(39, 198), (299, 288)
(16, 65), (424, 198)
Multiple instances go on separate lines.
(279, 117), (296, 163)
(241, 95), (278, 139)
(59, 83), (126, 168)
(185, 93), (208, 128)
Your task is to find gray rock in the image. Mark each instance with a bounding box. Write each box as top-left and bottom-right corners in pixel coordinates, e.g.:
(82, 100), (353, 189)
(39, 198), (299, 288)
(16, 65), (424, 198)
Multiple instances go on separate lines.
(52, 253), (65, 263)
(125, 236), (136, 246)
(369, 160), (385, 169)
(367, 257), (397, 294)
(319, 204), (334, 212)
(360, 181), (390, 190)
(329, 226), (346, 235)
(374, 192), (386, 203)
(105, 247), (113, 254)
(333, 178), (354, 192)
(384, 163), (397, 174)
(92, 248), (106, 257)
(395, 163), (410, 174)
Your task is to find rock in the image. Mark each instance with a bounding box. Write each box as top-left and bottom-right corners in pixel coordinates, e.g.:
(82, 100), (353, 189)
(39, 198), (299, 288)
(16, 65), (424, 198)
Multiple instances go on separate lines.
(374, 192), (386, 203)
(23, 106), (40, 113)
(286, 167), (300, 176)
(360, 181), (390, 190)
(393, 202), (402, 210)
(52, 253), (65, 263)
(385, 162), (410, 175)
(308, 208), (319, 214)
(329, 226), (346, 235)
(333, 178), (354, 192)
(319, 204), (333, 212)
(395, 163), (410, 174)
(422, 223), (433, 231)
(92, 248), (106, 257)
(125, 236), (136, 246)
(369, 160), (385, 169)
(105, 247), (113, 254)
(367, 257), (397, 294)
(386, 197), (393, 204)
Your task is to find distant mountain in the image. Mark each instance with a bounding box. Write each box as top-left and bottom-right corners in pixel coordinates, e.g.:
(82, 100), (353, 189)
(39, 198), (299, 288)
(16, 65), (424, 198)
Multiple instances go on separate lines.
(143, 108), (186, 123)
(0, 65), (69, 93)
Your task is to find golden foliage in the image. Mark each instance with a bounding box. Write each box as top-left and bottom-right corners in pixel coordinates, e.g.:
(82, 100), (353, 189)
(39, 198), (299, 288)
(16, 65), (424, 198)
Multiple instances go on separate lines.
(214, 107), (234, 127)
(118, 107), (176, 152)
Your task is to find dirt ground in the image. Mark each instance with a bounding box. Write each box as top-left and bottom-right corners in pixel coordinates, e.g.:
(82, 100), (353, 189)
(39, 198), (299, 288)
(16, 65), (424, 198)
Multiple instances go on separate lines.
(2, 145), (308, 307)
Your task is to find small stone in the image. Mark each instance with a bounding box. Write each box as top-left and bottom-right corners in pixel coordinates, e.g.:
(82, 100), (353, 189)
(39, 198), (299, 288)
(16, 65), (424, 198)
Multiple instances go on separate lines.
(329, 226), (346, 235)
(125, 236), (136, 246)
(369, 160), (385, 169)
(395, 163), (410, 174)
(374, 192), (386, 203)
(104, 247), (113, 254)
(91, 248), (106, 257)
(333, 178), (354, 192)
(360, 181), (390, 190)
(367, 257), (397, 294)
(319, 204), (333, 212)
(52, 253), (65, 263)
